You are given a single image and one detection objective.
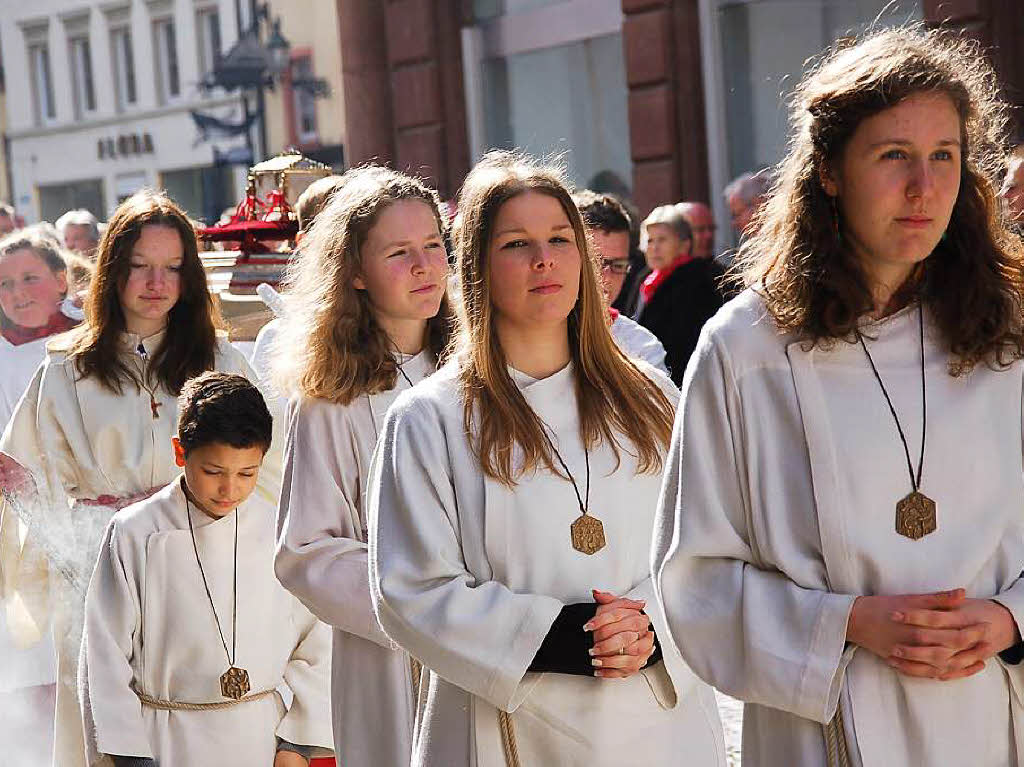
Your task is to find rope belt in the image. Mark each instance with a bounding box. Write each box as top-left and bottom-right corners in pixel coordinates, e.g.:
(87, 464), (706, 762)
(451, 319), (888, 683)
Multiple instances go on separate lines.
(134, 687), (277, 712)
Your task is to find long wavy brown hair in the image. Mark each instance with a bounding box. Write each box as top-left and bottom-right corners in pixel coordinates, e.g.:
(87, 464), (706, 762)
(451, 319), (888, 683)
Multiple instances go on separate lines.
(274, 165), (453, 404)
(453, 151), (676, 486)
(734, 25), (1024, 374)
(68, 190), (223, 394)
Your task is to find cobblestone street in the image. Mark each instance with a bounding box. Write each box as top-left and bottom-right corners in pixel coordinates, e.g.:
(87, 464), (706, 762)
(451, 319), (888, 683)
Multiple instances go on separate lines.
(717, 691), (743, 766)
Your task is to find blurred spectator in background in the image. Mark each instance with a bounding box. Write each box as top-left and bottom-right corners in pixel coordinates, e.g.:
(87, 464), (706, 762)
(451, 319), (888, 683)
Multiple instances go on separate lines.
(724, 170), (772, 237)
(677, 201), (716, 260)
(250, 174), (348, 396)
(1001, 145), (1024, 230)
(636, 204), (725, 385)
(574, 190), (668, 375)
(0, 203), (18, 236)
(55, 209), (100, 259)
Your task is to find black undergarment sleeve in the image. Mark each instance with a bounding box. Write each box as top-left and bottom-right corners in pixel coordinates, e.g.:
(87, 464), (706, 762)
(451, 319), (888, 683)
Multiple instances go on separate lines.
(529, 602), (599, 676)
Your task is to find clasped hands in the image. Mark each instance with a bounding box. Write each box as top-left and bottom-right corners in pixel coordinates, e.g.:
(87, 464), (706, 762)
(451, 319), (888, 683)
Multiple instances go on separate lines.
(847, 588), (1021, 680)
(583, 589), (656, 679)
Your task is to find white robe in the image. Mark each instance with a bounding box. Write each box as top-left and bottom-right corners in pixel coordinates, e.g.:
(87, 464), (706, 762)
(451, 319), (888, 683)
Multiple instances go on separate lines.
(81, 477), (333, 766)
(0, 335), (58, 694)
(0, 329), (272, 767)
(654, 290), (1024, 766)
(368, 361), (726, 767)
(610, 313), (670, 377)
(275, 349), (435, 767)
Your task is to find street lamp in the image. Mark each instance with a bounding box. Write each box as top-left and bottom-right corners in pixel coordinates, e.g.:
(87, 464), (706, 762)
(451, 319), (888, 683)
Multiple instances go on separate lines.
(265, 19), (290, 78)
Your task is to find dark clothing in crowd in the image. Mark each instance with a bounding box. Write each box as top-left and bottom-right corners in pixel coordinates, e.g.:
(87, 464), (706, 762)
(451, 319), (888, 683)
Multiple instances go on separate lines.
(636, 258), (726, 386)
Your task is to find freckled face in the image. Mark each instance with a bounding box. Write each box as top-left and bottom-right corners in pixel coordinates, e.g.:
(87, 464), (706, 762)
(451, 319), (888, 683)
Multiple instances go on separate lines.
(487, 191), (582, 330)
(354, 199), (448, 323)
(0, 248), (67, 328)
(823, 92), (962, 288)
(118, 225), (184, 335)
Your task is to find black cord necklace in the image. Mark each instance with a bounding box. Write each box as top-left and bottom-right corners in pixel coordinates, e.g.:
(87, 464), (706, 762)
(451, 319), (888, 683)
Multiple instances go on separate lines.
(537, 424), (605, 555)
(185, 495), (251, 699)
(857, 304), (936, 540)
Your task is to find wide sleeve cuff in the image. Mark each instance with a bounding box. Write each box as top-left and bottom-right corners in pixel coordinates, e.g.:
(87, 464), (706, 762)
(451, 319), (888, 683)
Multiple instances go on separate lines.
(991, 579), (1024, 665)
(802, 592), (858, 723)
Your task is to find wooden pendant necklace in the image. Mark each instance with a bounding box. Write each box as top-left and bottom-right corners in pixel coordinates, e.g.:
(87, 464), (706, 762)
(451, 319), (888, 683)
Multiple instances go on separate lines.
(185, 496), (250, 699)
(538, 425), (606, 555)
(857, 304), (936, 540)
(135, 342), (162, 419)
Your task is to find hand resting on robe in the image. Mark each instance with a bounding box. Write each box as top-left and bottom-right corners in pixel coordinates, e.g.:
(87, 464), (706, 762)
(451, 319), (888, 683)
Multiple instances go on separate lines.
(847, 588), (1021, 680)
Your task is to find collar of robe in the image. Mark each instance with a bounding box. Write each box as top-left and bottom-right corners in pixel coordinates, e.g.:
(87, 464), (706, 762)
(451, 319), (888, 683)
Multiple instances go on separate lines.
(1, 310), (78, 346)
(119, 327), (168, 355)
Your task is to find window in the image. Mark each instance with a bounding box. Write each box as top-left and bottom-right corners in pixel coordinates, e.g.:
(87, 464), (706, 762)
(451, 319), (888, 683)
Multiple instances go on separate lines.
(153, 18), (180, 102)
(291, 56), (318, 143)
(28, 43), (56, 124)
(69, 36), (96, 117)
(111, 27), (137, 110)
(196, 8), (221, 77)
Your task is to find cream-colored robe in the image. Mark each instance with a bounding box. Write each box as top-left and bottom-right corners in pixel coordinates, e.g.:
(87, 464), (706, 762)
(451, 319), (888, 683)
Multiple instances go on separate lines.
(610, 313), (670, 377)
(0, 334), (58, 694)
(0, 329), (275, 767)
(81, 477), (332, 766)
(276, 349), (435, 767)
(654, 290), (1024, 766)
(368, 361), (726, 767)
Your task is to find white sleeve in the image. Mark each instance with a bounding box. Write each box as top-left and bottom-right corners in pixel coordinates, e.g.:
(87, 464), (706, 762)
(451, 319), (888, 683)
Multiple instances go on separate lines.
(80, 519), (153, 763)
(652, 329), (855, 724)
(275, 397), (392, 646)
(275, 598), (334, 756)
(368, 396), (563, 712)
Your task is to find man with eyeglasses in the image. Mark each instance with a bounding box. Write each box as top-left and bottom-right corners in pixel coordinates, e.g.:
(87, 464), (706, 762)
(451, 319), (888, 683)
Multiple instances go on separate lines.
(573, 190), (669, 376)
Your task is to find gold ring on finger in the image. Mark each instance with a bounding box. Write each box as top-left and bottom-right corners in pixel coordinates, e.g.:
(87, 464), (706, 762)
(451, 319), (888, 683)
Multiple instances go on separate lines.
(619, 647), (626, 656)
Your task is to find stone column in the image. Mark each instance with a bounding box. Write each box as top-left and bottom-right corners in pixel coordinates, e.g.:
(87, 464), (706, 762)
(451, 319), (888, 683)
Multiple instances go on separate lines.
(622, 0), (710, 215)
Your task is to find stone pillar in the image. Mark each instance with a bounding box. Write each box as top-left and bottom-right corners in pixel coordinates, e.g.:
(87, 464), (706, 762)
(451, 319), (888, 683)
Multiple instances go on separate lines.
(335, 0), (470, 199)
(384, 0), (470, 199)
(336, 0), (394, 165)
(622, 0), (709, 216)
(924, 0), (1024, 137)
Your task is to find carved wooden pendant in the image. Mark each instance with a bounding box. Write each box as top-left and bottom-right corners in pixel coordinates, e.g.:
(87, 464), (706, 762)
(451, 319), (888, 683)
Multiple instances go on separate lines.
(896, 491), (936, 540)
(220, 666), (250, 700)
(571, 514), (606, 555)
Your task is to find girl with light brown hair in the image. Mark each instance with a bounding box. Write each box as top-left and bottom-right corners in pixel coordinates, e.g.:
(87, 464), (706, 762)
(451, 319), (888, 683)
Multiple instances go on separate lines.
(655, 25), (1024, 766)
(367, 151), (724, 766)
(273, 165), (453, 767)
(0, 189), (262, 767)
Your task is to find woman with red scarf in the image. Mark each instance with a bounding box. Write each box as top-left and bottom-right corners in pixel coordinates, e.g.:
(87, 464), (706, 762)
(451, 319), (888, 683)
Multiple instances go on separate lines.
(636, 204), (725, 385)
(0, 230), (79, 427)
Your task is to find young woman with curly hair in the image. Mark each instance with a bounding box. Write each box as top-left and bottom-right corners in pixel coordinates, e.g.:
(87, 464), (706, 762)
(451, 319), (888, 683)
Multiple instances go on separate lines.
(273, 165), (453, 767)
(654, 25), (1024, 766)
(0, 190), (262, 767)
(367, 151), (725, 766)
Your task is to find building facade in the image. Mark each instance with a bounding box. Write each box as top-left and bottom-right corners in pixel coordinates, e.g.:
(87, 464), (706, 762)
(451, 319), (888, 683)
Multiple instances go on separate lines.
(0, 0), (253, 224)
(261, 0), (345, 168)
(338, 0), (1024, 254)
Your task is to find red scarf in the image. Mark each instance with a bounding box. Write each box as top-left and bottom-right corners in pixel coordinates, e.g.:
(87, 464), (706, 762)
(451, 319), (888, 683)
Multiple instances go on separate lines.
(2, 311), (78, 346)
(608, 307), (620, 323)
(640, 253), (694, 304)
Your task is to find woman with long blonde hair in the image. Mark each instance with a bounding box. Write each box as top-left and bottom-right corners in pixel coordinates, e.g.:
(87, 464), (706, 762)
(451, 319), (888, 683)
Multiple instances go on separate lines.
(654, 26), (1024, 766)
(0, 190), (262, 767)
(273, 165), (453, 767)
(367, 151), (724, 766)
